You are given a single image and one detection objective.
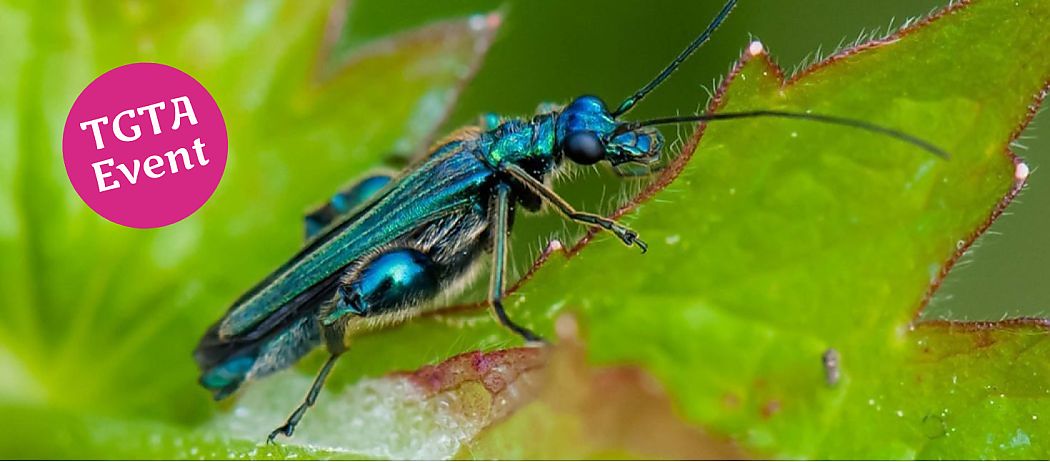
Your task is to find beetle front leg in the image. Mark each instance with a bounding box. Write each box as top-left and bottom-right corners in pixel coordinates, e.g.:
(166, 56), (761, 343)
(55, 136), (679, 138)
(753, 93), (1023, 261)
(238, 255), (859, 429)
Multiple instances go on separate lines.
(503, 164), (648, 253)
(611, 162), (665, 178)
(560, 211), (647, 253)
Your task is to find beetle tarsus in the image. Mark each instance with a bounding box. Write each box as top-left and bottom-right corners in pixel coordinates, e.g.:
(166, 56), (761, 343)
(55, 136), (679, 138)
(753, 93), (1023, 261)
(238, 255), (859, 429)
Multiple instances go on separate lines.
(493, 299), (545, 343)
(267, 422), (294, 444)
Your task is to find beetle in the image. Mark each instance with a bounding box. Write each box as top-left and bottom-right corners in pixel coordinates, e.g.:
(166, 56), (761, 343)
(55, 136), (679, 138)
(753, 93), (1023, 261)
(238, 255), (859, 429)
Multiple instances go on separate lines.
(194, 0), (946, 442)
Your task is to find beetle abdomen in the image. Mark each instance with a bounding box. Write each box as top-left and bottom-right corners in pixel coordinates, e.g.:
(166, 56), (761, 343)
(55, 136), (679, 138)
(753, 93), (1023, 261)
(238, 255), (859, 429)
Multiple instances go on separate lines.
(196, 309), (321, 399)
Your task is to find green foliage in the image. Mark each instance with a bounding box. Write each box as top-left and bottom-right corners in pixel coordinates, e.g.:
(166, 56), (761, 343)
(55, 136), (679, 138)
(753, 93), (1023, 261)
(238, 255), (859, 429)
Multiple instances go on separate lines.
(0, 0), (1048, 459)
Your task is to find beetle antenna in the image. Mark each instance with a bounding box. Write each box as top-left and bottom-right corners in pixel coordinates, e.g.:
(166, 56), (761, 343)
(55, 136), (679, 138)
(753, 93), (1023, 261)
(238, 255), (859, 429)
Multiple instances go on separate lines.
(611, 0), (737, 117)
(620, 110), (950, 159)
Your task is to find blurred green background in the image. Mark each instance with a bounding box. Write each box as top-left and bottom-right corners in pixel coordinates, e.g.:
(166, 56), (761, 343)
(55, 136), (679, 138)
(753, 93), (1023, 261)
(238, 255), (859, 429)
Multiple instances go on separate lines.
(344, 0), (1048, 321)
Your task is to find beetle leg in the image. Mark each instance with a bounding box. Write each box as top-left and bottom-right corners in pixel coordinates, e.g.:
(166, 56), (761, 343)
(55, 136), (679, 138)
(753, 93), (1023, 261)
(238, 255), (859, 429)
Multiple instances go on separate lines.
(489, 182), (543, 342)
(266, 353), (341, 444)
(304, 171), (394, 240)
(611, 162), (665, 178)
(321, 248), (442, 327)
(503, 164), (648, 253)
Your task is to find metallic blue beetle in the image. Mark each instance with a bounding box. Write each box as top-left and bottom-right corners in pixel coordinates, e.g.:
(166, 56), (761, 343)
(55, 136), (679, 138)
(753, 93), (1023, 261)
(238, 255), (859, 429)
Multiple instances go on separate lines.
(195, 0), (947, 442)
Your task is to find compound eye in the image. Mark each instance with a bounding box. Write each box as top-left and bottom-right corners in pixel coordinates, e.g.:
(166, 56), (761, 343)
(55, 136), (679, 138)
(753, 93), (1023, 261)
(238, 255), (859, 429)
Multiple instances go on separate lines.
(562, 131), (605, 165)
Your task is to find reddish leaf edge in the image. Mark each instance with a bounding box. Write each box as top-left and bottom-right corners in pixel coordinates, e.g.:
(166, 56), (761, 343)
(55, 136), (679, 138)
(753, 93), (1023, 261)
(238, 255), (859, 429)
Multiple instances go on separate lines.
(381, 318), (750, 459)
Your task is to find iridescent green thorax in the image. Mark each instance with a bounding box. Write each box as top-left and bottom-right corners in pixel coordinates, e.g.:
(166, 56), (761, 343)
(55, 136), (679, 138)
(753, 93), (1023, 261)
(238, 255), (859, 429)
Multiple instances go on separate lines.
(479, 113), (558, 169)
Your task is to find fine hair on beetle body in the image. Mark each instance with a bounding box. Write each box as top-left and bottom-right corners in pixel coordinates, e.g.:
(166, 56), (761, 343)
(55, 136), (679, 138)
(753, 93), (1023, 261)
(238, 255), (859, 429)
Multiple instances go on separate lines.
(193, 0), (950, 443)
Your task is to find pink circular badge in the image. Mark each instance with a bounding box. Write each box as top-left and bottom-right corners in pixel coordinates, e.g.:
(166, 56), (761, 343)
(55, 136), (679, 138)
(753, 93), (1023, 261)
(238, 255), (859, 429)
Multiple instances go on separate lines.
(63, 63), (228, 228)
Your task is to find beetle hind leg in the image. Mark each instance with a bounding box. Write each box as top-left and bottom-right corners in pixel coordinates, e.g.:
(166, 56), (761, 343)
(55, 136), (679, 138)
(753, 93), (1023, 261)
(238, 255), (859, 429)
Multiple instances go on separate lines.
(321, 247), (442, 327)
(266, 353), (341, 443)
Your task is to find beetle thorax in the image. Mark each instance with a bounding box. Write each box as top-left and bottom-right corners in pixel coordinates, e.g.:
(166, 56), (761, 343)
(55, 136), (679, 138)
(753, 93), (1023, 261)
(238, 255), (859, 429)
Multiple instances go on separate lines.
(483, 113), (558, 178)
